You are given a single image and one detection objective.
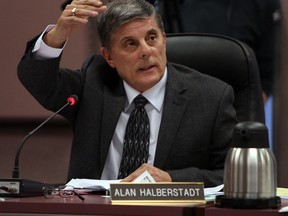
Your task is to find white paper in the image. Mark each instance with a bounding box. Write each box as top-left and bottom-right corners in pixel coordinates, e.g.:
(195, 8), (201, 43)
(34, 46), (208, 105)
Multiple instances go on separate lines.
(132, 170), (156, 183)
(279, 206), (288, 212)
(66, 170), (155, 191)
(204, 184), (224, 196)
(66, 178), (121, 190)
(204, 184), (224, 201)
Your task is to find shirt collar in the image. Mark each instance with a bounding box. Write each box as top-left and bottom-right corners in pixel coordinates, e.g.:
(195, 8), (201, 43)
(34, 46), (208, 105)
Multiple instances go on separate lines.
(123, 67), (167, 112)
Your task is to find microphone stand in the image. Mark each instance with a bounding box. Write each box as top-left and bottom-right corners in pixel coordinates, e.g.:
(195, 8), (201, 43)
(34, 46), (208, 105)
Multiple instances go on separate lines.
(12, 101), (71, 178)
(0, 95), (78, 197)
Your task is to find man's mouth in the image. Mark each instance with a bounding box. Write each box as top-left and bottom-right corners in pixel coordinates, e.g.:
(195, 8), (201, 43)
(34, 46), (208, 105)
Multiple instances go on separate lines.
(139, 65), (155, 71)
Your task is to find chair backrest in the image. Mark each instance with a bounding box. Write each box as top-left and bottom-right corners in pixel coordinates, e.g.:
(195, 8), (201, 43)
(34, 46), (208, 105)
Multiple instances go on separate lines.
(166, 33), (265, 123)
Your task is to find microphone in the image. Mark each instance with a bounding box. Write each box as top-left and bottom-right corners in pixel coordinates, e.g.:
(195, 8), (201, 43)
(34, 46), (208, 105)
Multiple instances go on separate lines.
(0, 95), (78, 197)
(13, 94), (78, 178)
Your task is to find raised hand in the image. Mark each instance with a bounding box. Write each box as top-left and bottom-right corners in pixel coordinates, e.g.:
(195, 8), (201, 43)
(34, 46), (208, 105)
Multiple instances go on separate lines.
(44, 0), (106, 48)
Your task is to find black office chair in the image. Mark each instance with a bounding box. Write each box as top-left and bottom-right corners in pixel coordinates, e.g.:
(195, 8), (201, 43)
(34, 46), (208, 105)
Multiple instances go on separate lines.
(166, 33), (265, 123)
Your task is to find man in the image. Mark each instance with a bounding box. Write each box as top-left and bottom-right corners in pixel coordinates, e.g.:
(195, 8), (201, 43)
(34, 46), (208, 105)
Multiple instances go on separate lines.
(17, 0), (237, 187)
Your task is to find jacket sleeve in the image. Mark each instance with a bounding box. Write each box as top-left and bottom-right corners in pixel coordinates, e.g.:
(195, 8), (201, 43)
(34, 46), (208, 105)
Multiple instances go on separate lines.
(17, 36), (84, 123)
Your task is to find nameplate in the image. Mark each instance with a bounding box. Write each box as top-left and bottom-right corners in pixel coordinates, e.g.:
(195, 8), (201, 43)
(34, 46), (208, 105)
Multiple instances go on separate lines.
(110, 182), (205, 203)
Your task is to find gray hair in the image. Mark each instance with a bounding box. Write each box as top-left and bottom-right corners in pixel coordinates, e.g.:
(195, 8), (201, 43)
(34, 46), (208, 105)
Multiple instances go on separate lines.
(97, 0), (164, 50)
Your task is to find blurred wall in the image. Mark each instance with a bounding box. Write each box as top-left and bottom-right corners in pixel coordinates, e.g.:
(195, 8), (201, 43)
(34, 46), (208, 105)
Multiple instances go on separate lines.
(274, 0), (288, 187)
(0, 1), (89, 119)
(0, 0), (90, 183)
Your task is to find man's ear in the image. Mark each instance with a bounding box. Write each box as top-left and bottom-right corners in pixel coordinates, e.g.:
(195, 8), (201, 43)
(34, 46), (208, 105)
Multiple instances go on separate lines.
(100, 47), (115, 68)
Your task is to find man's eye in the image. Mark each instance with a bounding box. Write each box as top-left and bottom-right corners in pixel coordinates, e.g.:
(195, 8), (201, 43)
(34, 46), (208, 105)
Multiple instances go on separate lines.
(147, 35), (158, 44)
(126, 41), (135, 47)
(149, 35), (156, 41)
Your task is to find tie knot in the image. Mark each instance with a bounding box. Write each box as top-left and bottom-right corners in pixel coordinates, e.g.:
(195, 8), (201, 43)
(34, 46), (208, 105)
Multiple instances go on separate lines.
(133, 95), (148, 108)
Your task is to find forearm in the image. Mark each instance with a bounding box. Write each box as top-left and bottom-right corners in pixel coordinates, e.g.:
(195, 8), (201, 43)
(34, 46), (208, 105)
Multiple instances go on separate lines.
(33, 25), (65, 59)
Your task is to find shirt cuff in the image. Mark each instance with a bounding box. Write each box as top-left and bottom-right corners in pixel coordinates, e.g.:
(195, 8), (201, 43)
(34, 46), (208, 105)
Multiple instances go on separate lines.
(33, 24), (67, 59)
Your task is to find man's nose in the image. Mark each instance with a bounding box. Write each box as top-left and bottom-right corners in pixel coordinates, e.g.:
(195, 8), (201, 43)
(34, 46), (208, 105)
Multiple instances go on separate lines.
(139, 42), (152, 59)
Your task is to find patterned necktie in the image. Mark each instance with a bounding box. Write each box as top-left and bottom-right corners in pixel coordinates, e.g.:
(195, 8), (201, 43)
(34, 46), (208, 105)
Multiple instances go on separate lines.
(118, 94), (150, 179)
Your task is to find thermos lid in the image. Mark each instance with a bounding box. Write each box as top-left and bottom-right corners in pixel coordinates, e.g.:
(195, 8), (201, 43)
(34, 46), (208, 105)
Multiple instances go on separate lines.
(231, 121), (269, 148)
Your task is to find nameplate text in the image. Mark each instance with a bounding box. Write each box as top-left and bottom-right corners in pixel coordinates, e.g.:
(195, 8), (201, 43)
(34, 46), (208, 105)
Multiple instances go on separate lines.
(110, 182), (205, 203)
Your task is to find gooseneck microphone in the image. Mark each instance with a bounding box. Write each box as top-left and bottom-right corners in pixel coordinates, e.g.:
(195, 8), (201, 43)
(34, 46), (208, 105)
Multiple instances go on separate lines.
(0, 95), (78, 197)
(12, 95), (78, 178)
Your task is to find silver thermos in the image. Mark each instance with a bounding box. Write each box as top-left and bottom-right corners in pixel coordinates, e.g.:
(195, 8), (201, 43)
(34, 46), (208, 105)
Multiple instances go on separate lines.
(216, 121), (281, 208)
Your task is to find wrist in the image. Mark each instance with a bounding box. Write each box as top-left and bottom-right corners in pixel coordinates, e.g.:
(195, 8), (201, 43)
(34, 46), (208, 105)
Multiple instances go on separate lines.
(43, 28), (67, 48)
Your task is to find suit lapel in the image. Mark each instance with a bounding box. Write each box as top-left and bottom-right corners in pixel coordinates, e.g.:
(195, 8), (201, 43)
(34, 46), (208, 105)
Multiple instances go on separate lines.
(100, 79), (126, 170)
(154, 64), (189, 168)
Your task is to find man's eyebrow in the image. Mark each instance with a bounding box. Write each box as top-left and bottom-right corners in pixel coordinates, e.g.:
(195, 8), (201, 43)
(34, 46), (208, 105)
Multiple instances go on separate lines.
(120, 35), (134, 43)
(147, 28), (158, 34)
(119, 27), (159, 42)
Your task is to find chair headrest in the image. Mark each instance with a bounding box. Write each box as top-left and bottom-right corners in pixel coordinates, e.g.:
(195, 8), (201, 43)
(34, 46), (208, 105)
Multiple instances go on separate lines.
(166, 33), (259, 92)
(166, 33), (265, 123)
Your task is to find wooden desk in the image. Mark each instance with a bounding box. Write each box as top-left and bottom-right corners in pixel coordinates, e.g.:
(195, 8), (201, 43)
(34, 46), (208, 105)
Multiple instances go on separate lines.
(1, 195), (286, 216)
(204, 199), (288, 216)
(0, 195), (204, 216)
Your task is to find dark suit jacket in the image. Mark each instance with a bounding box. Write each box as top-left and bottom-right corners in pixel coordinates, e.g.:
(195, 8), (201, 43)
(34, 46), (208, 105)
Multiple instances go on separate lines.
(17, 38), (238, 187)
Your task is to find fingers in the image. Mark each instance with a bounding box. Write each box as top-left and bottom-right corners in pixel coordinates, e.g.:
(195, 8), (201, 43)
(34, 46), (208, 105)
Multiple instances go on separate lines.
(122, 164), (172, 182)
(45, 0), (106, 47)
(66, 0), (107, 21)
(60, 0), (107, 29)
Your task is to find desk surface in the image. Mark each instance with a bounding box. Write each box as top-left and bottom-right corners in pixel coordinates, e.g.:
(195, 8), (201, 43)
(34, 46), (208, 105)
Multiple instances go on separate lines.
(0, 194), (202, 216)
(204, 199), (288, 216)
(0, 195), (287, 216)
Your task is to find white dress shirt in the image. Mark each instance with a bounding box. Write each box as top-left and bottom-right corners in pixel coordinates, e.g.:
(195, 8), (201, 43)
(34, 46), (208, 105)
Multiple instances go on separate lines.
(101, 71), (167, 179)
(33, 26), (167, 180)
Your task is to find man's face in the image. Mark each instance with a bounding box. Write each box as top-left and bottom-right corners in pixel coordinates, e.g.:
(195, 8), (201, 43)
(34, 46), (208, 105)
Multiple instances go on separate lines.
(101, 16), (167, 92)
